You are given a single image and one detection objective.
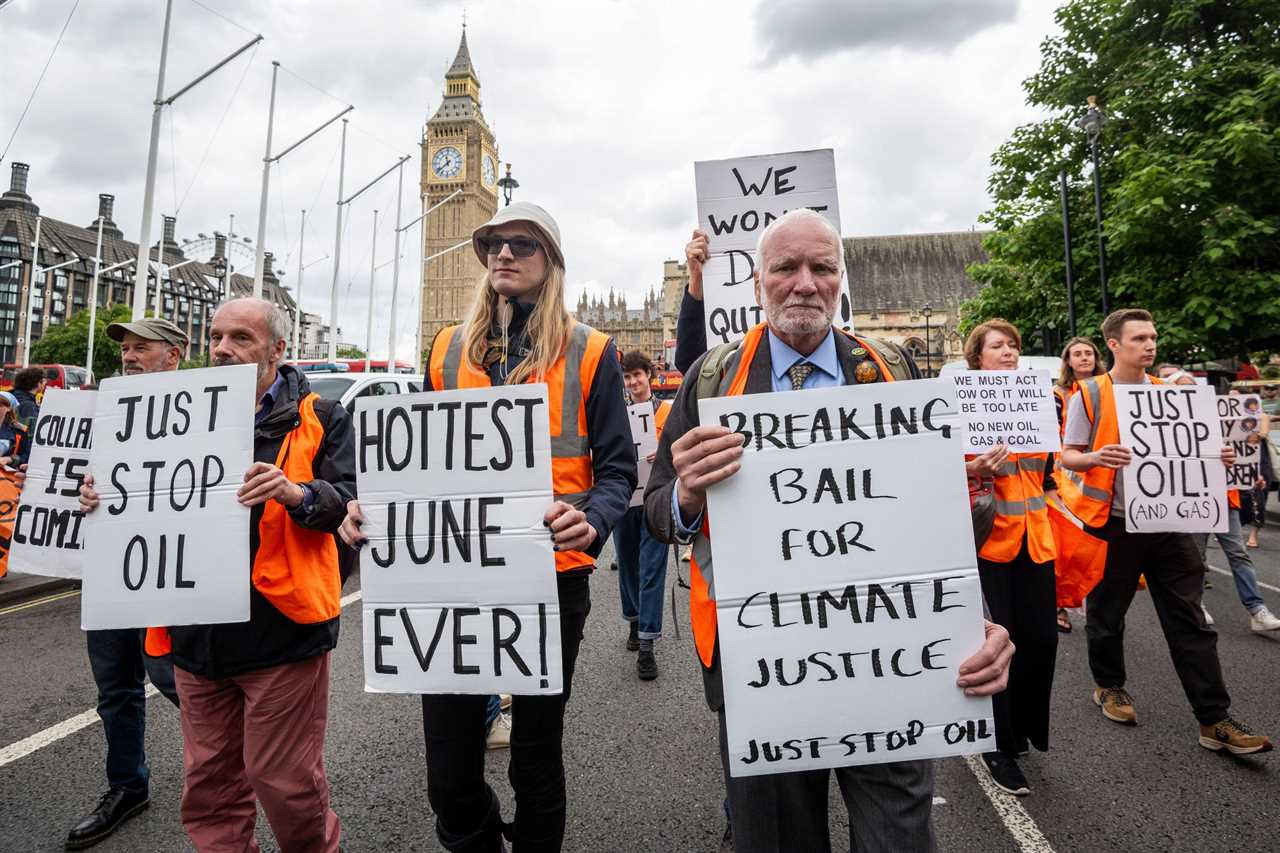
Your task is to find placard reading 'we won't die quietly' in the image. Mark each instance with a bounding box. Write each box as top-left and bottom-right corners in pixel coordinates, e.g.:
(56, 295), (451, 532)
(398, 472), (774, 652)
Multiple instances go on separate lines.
(357, 385), (563, 695)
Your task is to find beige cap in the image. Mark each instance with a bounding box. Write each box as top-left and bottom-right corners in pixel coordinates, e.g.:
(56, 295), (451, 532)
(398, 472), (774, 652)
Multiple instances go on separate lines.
(472, 201), (565, 269)
(106, 317), (190, 347)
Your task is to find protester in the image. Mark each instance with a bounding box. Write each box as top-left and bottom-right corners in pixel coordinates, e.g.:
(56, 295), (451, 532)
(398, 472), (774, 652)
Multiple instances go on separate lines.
(1244, 407), (1276, 549)
(340, 201), (635, 852)
(11, 365), (43, 430)
(645, 208), (1014, 851)
(1051, 336), (1108, 632)
(1058, 308), (1271, 754)
(0, 391), (30, 468)
(62, 318), (185, 850)
(963, 320), (1058, 796)
(613, 349), (673, 680)
(80, 300), (355, 851)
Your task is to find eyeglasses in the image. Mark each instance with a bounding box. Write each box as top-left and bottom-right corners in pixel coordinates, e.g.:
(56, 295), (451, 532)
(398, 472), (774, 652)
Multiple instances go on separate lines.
(475, 235), (542, 258)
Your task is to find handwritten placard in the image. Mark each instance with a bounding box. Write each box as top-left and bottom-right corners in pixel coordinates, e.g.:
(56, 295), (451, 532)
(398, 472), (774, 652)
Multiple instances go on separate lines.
(1116, 385), (1228, 533)
(699, 379), (992, 777)
(627, 402), (660, 508)
(358, 385), (563, 695)
(81, 365), (255, 629)
(9, 389), (95, 579)
(1217, 395), (1263, 488)
(694, 149), (851, 346)
(952, 370), (1060, 453)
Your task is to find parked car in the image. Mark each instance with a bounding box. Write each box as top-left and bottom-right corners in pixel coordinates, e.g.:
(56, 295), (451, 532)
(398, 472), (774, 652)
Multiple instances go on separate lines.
(304, 370), (425, 415)
(0, 363), (93, 391)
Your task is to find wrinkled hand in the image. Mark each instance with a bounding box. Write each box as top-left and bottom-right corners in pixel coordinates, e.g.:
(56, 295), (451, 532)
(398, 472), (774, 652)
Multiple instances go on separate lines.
(1093, 443), (1132, 469)
(544, 501), (597, 553)
(79, 472), (99, 514)
(645, 451), (657, 464)
(12, 463), (26, 491)
(1220, 444), (1236, 467)
(956, 620), (1014, 697)
(672, 425), (744, 520)
(338, 499), (367, 548)
(237, 462), (304, 508)
(685, 229), (709, 300)
(965, 445), (1009, 478)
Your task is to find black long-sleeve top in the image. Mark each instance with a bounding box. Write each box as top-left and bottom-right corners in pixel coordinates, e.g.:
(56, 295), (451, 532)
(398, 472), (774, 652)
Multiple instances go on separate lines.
(424, 301), (636, 569)
(674, 288), (709, 375)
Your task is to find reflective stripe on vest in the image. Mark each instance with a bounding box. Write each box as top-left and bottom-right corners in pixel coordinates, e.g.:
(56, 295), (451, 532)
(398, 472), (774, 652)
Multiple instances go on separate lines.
(688, 323), (897, 668)
(430, 321), (610, 571)
(146, 391), (340, 657)
(979, 451), (1055, 564)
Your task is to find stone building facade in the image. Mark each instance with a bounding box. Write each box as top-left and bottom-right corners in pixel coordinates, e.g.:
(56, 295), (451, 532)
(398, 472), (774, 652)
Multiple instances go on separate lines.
(574, 288), (665, 362)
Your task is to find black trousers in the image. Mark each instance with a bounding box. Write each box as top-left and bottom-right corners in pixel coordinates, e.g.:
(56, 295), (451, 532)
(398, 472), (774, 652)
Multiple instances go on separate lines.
(977, 542), (1058, 754)
(1085, 516), (1230, 725)
(421, 573), (591, 853)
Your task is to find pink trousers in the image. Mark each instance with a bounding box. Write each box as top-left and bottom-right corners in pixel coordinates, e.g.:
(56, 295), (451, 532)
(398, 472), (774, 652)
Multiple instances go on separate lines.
(175, 653), (341, 853)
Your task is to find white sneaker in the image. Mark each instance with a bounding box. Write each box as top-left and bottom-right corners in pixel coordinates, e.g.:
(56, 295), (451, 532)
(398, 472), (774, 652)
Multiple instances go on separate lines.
(500, 693), (512, 712)
(1201, 603), (1215, 626)
(1249, 606), (1280, 632)
(486, 712), (512, 750)
(681, 546), (692, 562)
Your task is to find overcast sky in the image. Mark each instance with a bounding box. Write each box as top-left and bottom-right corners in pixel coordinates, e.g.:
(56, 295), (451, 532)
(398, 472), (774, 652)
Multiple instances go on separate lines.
(0, 0), (1057, 358)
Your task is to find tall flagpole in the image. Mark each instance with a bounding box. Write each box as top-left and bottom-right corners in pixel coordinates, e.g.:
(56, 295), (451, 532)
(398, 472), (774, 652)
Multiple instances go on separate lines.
(327, 119), (347, 364)
(292, 208), (305, 358)
(364, 209), (378, 372)
(131, 0), (176, 320)
(387, 159), (405, 372)
(252, 61), (280, 298)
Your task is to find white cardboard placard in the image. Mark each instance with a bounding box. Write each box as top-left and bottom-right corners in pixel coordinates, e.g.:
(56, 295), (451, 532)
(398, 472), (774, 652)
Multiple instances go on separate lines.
(1217, 394), (1264, 442)
(1116, 385), (1228, 533)
(81, 365), (255, 630)
(9, 389), (95, 579)
(698, 379), (993, 777)
(357, 384), (563, 695)
(952, 370), (1061, 453)
(627, 402), (660, 508)
(694, 149), (852, 346)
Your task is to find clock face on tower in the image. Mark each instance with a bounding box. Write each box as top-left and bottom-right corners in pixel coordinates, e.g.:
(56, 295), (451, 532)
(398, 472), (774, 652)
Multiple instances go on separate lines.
(432, 146), (463, 178)
(483, 155), (497, 187)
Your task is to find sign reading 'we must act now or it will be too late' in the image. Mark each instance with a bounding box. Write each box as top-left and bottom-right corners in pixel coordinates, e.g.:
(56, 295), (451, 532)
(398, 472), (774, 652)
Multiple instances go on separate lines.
(357, 384), (564, 695)
(699, 379), (993, 777)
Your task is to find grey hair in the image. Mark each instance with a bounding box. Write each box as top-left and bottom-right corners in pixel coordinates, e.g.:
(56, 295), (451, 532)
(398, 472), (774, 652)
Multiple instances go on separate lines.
(755, 208), (845, 273)
(216, 296), (290, 343)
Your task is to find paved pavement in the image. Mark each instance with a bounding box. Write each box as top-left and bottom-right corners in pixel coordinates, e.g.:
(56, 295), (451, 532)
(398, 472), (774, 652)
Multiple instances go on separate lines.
(1, 531), (1277, 852)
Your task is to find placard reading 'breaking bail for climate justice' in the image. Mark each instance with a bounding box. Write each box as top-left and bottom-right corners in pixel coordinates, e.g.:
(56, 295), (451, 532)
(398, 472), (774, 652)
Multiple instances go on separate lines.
(1217, 395), (1263, 488)
(627, 402), (659, 508)
(952, 370), (1061, 453)
(358, 384), (563, 695)
(9, 388), (96, 579)
(80, 364), (255, 630)
(694, 149), (851, 347)
(1116, 384), (1228, 533)
(699, 379), (993, 777)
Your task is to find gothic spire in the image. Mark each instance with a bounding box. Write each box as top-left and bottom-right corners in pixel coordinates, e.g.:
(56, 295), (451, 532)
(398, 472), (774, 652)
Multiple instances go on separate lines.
(447, 28), (476, 79)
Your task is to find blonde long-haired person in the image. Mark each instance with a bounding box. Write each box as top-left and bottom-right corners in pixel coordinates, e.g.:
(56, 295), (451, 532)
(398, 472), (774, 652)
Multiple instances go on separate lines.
(963, 319), (1059, 797)
(340, 202), (636, 852)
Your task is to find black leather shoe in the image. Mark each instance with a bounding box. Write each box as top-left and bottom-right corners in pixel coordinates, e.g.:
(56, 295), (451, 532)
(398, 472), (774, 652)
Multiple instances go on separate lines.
(637, 648), (658, 681)
(65, 787), (150, 850)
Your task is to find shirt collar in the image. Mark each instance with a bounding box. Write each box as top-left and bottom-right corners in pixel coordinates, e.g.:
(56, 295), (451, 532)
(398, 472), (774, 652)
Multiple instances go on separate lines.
(258, 370), (285, 413)
(768, 328), (839, 383)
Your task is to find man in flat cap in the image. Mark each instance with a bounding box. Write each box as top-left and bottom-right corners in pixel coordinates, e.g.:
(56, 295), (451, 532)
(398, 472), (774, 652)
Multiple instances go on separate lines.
(64, 317), (186, 849)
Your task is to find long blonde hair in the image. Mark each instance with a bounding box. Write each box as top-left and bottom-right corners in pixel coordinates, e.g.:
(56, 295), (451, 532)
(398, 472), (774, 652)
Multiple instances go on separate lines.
(1058, 335), (1105, 388)
(461, 231), (571, 385)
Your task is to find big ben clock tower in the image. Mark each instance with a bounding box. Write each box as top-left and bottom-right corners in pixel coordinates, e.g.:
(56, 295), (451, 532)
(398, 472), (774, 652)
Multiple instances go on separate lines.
(420, 27), (500, 352)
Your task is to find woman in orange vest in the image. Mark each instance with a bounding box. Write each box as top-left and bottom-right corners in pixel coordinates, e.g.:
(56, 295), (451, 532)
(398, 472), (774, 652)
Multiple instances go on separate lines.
(341, 202), (636, 853)
(1051, 336), (1106, 632)
(963, 319), (1059, 797)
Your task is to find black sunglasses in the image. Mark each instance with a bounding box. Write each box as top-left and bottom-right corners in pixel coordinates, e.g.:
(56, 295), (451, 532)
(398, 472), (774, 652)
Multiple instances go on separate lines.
(476, 235), (542, 258)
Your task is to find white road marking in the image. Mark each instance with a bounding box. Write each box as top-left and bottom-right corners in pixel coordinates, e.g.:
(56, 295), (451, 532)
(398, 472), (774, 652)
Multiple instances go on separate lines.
(0, 590), (366, 769)
(964, 755), (1055, 853)
(932, 796), (947, 805)
(1208, 563), (1280, 594)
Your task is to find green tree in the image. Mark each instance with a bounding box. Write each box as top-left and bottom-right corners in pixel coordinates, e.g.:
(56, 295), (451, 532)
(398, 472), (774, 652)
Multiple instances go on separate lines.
(964, 0), (1280, 361)
(30, 304), (133, 381)
(336, 345), (366, 359)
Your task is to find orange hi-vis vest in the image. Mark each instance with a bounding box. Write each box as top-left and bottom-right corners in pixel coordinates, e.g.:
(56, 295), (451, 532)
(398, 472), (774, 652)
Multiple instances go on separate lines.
(146, 392), (341, 656)
(654, 399), (672, 435)
(1057, 372), (1165, 528)
(430, 321), (611, 572)
(979, 454), (1055, 563)
(687, 323), (897, 668)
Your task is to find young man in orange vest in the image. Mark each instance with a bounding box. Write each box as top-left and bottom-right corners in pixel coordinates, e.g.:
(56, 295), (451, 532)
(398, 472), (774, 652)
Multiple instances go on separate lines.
(645, 209), (1015, 852)
(80, 298), (356, 850)
(1059, 308), (1271, 755)
(614, 349), (673, 679)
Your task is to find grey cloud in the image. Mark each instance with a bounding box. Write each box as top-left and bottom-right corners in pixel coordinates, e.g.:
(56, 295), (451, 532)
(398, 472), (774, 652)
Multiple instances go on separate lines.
(755, 0), (1018, 63)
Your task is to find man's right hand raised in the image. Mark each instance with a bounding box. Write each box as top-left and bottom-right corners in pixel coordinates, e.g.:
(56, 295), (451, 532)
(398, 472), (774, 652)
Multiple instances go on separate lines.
(685, 229), (709, 300)
(672, 424), (743, 523)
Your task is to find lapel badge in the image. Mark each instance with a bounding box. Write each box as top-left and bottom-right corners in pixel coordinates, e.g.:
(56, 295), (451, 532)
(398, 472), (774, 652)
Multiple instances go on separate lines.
(850, 347), (867, 358)
(855, 359), (880, 383)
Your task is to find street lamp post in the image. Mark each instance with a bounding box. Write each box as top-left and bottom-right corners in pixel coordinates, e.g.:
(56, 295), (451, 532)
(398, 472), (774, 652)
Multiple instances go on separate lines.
(497, 163), (518, 207)
(1058, 170), (1078, 337)
(21, 216), (82, 367)
(1075, 95), (1110, 317)
(921, 303), (933, 377)
(396, 187), (462, 374)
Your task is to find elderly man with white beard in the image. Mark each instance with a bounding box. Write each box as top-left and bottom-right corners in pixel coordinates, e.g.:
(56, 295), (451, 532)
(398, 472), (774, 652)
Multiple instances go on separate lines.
(644, 208), (1014, 853)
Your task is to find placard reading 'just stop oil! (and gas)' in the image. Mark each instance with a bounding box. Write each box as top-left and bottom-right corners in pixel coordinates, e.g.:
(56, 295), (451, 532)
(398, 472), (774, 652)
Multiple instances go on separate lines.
(699, 379), (993, 778)
(357, 384), (563, 696)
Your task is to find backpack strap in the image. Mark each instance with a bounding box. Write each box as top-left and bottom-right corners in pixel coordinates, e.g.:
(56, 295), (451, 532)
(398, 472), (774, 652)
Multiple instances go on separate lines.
(696, 338), (746, 400)
(857, 335), (915, 381)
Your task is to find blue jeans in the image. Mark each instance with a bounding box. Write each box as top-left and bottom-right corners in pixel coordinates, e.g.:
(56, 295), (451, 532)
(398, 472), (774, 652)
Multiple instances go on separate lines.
(1196, 508), (1265, 613)
(612, 505), (670, 639)
(484, 694), (501, 730)
(85, 628), (180, 794)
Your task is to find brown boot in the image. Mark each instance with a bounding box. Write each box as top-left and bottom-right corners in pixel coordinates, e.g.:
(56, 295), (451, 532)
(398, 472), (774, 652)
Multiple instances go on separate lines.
(1093, 686), (1137, 725)
(1199, 718), (1273, 755)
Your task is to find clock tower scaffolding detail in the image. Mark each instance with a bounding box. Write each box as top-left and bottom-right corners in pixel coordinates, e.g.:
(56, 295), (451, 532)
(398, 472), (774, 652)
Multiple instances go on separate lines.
(420, 28), (500, 354)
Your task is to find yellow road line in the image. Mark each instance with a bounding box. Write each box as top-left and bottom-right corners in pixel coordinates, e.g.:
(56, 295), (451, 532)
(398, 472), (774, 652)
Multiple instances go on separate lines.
(0, 589), (80, 617)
